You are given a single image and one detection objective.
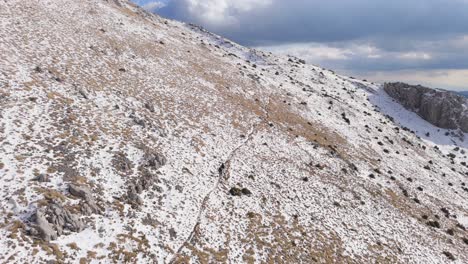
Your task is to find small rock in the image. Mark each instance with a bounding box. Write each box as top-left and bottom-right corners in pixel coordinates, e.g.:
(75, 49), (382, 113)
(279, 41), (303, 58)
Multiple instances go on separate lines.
(33, 174), (50, 182)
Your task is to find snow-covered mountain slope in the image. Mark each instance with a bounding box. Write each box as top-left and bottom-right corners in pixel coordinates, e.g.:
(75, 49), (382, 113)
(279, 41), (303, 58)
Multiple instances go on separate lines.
(0, 0), (467, 263)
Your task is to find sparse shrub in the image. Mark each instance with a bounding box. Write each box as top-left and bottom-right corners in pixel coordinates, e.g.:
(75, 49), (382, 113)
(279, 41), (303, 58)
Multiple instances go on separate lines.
(441, 208), (450, 218)
(341, 113), (350, 125)
(426, 220), (441, 228)
(446, 229), (454, 236)
(229, 187), (242, 196)
(463, 237), (468, 245)
(241, 188), (252, 196)
(442, 251), (455, 261)
(401, 188), (409, 197)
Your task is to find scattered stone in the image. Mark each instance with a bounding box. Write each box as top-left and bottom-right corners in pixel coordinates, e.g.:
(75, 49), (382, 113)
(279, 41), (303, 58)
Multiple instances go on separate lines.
(229, 187), (242, 196)
(33, 174), (50, 182)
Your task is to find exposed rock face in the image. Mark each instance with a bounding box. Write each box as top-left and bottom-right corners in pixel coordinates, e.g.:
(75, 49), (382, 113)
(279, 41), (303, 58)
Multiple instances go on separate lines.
(33, 201), (84, 241)
(124, 152), (165, 208)
(45, 202), (84, 235)
(69, 184), (93, 200)
(69, 184), (101, 215)
(35, 208), (58, 242)
(384, 82), (468, 132)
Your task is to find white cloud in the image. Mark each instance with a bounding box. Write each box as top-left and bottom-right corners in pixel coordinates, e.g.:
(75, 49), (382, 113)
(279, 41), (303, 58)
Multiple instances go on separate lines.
(398, 52), (432, 60)
(260, 43), (351, 61)
(151, 0), (468, 90)
(359, 69), (468, 91)
(167, 0), (272, 27)
(258, 42), (385, 64)
(142, 1), (166, 12)
(258, 41), (442, 70)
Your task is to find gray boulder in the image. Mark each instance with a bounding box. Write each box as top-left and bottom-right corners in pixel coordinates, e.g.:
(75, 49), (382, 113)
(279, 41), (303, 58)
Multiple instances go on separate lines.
(384, 82), (468, 133)
(35, 208), (58, 242)
(69, 184), (93, 200)
(46, 202), (84, 235)
(69, 184), (101, 214)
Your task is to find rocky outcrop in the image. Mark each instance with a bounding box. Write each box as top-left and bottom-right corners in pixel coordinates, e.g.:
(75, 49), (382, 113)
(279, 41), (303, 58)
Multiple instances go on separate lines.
(69, 184), (101, 215)
(142, 152), (166, 170)
(123, 152), (165, 208)
(34, 208), (57, 242)
(384, 82), (468, 132)
(29, 184), (101, 241)
(31, 201), (84, 241)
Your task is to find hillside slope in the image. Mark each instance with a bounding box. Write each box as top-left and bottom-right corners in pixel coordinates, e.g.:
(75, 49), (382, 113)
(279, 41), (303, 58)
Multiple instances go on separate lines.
(0, 0), (467, 263)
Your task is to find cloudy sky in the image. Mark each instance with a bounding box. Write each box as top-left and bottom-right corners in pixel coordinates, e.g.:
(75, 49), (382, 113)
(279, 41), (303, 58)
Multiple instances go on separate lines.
(133, 0), (468, 91)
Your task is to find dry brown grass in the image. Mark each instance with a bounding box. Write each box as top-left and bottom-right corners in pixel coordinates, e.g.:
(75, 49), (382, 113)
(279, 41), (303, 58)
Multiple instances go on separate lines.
(67, 242), (80, 251)
(15, 155), (26, 162)
(87, 251), (97, 259)
(38, 243), (64, 262)
(34, 187), (67, 202)
(7, 220), (25, 240)
(46, 166), (57, 174)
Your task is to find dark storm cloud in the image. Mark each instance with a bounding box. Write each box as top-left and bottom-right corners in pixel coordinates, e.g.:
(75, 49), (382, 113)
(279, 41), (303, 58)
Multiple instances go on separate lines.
(156, 0), (468, 46)
(136, 0), (468, 89)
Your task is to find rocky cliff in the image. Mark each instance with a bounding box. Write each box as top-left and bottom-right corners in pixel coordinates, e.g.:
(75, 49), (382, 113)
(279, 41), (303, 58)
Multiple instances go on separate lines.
(384, 82), (468, 133)
(0, 0), (467, 263)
